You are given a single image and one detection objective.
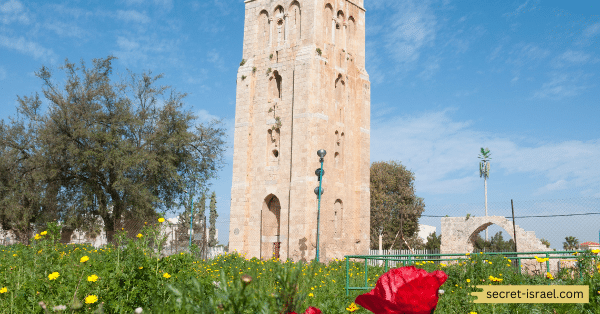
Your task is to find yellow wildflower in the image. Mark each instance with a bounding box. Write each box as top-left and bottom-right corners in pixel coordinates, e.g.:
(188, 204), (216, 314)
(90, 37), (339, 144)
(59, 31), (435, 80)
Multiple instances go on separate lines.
(593, 249), (600, 254)
(80, 256), (89, 263)
(87, 274), (98, 282)
(534, 256), (549, 263)
(137, 233), (143, 238)
(34, 234), (41, 240)
(40, 231), (47, 236)
(48, 272), (60, 280)
(466, 279), (471, 283)
(84, 295), (98, 304)
(546, 272), (554, 280)
(346, 302), (359, 312)
(0, 287), (7, 294)
(158, 217), (165, 223)
(308, 293), (314, 297)
(163, 272), (171, 278)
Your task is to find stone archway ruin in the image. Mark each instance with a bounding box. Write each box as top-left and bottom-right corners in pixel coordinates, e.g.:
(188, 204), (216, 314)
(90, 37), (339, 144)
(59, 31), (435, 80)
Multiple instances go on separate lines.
(441, 216), (551, 254)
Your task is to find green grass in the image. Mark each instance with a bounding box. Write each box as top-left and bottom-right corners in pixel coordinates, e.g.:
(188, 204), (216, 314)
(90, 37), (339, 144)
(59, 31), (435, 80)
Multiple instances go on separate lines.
(1, 226), (600, 313)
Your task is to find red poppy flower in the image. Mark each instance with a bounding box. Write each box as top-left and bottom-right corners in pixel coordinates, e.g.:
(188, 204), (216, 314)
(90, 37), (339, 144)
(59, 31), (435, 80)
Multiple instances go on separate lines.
(290, 307), (321, 314)
(355, 266), (447, 314)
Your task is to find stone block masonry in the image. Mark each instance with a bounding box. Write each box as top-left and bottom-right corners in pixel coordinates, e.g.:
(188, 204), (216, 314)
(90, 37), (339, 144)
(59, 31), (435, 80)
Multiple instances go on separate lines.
(230, 0), (370, 262)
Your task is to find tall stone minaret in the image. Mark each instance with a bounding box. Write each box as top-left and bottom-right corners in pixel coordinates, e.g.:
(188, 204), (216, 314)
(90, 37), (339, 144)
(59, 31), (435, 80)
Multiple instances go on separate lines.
(229, 0), (370, 262)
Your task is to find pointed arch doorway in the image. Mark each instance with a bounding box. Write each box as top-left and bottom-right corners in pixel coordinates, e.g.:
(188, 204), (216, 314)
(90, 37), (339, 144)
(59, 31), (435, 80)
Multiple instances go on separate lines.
(261, 194), (281, 259)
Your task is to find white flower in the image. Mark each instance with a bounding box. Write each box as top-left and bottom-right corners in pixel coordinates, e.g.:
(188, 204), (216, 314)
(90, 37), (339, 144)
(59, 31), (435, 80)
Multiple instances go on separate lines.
(135, 307), (143, 313)
(438, 289), (445, 295)
(213, 281), (221, 288)
(52, 305), (67, 311)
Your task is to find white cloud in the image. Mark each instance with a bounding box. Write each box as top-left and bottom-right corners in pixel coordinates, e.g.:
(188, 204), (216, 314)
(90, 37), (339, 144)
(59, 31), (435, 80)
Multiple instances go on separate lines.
(532, 72), (592, 100)
(533, 180), (567, 195)
(116, 10), (150, 24)
(123, 0), (172, 11)
(551, 50), (591, 68)
(207, 49), (225, 70)
(371, 109), (600, 198)
(384, 1), (437, 67)
(113, 35), (179, 67)
(44, 21), (87, 38)
(583, 23), (600, 38)
(196, 109), (219, 124)
(0, 0), (30, 24)
(0, 35), (57, 63)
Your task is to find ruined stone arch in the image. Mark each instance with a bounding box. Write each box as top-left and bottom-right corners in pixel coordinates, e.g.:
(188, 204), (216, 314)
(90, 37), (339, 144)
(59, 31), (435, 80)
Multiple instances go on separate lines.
(288, 1), (301, 45)
(323, 3), (333, 44)
(258, 10), (270, 50)
(261, 194), (282, 259)
(440, 216), (551, 254)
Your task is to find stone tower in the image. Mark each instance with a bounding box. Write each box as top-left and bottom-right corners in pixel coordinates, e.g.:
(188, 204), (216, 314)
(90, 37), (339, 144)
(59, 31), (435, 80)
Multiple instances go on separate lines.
(229, 0), (370, 262)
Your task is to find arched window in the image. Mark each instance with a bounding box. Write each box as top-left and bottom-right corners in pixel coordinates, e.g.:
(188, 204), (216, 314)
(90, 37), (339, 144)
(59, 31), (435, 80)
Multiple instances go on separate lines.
(335, 74), (345, 105)
(347, 16), (355, 53)
(324, 4), (333, 44)
(267, 128), (280, 161)
(274, 6), (285, 46)
(262, 194), (281, 259)
(333, 199), (343, 238)
(334, 130), (344, 167)
(336, 10), (345, 46)
(289, 1), (301, 45)
(269, 70), (282, 101)
(258, 10), (270, 50)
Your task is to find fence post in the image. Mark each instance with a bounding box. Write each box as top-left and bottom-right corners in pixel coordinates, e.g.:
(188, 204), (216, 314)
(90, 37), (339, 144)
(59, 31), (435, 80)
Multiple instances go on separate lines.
(364, 258), (369, 289)
(345, 257), (350, 296)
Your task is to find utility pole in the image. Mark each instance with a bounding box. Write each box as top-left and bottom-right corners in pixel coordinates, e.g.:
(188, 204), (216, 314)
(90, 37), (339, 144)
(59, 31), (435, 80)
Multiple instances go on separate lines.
(478, 147), (491, 241)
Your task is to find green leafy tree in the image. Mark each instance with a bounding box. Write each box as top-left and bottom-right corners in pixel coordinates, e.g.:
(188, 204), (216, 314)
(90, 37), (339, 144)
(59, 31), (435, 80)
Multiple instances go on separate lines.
(208, 191), (218, 247)
(472, 231), (515, 252)
(0, 101), (67, 243)
(563, 236), (579, 250)
(425, 232), (442, 251)
(370, 161), (425, 250)
(9, 56), (226, 242)
(540, 238), (551, 248)
(176, 193), (206, 248)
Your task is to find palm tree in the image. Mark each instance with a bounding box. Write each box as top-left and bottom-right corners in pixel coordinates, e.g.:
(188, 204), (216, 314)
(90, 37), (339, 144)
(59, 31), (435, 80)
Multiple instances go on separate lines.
(563, 236), (579, 250)
(478, 147), (491, 241)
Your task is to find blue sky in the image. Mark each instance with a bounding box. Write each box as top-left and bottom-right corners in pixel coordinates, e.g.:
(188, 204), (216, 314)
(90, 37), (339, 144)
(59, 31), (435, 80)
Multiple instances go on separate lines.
(1, 0), (599, 250)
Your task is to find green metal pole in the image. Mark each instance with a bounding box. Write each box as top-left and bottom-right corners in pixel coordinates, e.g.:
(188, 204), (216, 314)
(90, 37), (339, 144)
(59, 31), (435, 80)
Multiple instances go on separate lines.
(316, 159), (324, 262)
(189, 196), (194, 249)
(345, 257), (350, 296)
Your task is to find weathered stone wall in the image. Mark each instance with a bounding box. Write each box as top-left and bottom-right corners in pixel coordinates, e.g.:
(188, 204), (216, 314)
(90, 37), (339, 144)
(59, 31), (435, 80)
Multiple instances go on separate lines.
(441, 216), (551, 254)
(230, 0), (370, 261)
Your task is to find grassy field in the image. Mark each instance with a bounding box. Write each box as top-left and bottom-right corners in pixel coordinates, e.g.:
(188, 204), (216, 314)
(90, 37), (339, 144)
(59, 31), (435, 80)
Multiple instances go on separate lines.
(1, 224), (600, 313)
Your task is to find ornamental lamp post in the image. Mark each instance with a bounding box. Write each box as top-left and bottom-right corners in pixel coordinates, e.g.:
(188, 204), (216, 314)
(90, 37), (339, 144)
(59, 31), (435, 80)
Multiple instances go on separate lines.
(314, 149), (326, 262)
